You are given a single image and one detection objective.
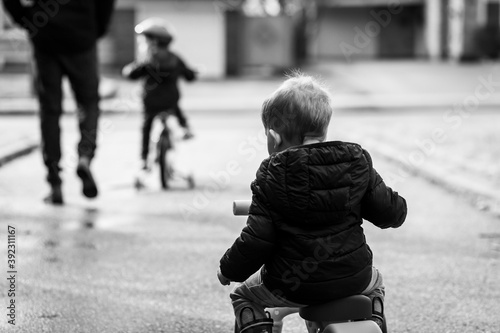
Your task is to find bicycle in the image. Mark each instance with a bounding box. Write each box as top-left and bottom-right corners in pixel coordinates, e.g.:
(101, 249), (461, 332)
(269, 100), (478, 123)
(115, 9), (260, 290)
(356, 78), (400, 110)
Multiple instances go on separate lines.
(232, 200), (383, 333)
(135, 110), (195, 190)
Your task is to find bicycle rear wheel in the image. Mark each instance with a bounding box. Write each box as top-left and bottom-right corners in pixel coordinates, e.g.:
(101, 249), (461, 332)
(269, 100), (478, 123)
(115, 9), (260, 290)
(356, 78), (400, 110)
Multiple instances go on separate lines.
(158, 129), (172, 189)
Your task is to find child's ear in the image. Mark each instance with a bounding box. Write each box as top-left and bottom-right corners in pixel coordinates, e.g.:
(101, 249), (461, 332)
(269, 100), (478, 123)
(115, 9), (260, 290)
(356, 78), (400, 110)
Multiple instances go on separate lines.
(269, 129), (282, 148)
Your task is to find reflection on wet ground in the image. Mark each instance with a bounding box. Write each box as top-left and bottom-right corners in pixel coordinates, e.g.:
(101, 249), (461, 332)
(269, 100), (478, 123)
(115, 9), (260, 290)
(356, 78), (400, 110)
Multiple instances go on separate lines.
(80, 207), (98, 229)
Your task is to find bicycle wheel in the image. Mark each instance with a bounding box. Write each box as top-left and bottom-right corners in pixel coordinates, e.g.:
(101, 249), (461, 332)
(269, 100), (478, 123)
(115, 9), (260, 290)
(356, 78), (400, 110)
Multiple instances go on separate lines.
(158, 129), (172, 189)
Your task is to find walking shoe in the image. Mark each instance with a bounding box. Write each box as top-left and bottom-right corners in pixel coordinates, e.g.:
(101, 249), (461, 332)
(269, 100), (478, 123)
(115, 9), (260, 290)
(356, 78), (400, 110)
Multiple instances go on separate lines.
(76, 157), (98, 198)
(44, 184), (63, 205)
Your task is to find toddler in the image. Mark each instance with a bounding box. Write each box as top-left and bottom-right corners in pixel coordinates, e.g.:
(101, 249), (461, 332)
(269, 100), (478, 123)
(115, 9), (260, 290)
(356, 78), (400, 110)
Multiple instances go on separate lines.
(217, 73), (407, 333)
(122, 18), (196, 170)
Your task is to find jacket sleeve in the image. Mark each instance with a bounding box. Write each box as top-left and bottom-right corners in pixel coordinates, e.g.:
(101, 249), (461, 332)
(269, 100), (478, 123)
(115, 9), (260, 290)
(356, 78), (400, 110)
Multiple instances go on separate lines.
(219, 185), (276, 282)
(2, 0), (30, 27)
(360, 150), (407, 229)
(95, 0), (115, 38)
(182, 66), (197, 82)
(122, 62), (148, 80)
(176, 56), (197, 82)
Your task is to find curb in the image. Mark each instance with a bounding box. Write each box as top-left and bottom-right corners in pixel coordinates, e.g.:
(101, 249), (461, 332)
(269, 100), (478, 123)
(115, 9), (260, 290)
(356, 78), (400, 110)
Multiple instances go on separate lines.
(0, 141), (39, 168)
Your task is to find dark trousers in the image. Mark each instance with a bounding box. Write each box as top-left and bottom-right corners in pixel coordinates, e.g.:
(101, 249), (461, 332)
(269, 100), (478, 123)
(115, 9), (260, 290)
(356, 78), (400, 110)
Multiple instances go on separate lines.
(33, 46), (100, 185)
(141, 105), (188, 161)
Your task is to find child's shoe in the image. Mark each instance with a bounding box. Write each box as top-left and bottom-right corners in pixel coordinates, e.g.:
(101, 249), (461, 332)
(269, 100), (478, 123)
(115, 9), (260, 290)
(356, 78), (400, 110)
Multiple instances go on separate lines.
(182, 128), (194, 140)
(371, 297), (387, 333)
(141, 159), (151, 172)
(135, 160), (150, 190)
(238, 308), (273, 333)
(239, 318), (273, 333)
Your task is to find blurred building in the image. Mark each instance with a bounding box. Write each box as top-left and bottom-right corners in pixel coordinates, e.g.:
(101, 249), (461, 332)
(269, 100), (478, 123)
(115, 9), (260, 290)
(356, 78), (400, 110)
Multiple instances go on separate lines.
(0, 0), (499, 77)
(311, 0), (500, 61)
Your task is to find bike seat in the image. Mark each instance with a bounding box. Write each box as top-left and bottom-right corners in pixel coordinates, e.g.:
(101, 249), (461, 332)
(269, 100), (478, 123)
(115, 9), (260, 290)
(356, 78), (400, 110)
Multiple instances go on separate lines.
(299, 295), (372, 322)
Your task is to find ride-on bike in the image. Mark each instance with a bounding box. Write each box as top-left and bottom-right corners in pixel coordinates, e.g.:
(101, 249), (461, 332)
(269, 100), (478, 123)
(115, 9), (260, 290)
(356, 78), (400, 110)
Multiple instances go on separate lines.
(232, 200), (382, 333)
(135, 110), (195, 190)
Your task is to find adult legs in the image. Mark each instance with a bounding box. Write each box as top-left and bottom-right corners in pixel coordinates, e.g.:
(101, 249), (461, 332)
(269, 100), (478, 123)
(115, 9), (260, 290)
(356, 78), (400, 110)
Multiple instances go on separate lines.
(60, 46), (100, 162)
(60, 46), (100, 198)
(33, 48), (64, 204)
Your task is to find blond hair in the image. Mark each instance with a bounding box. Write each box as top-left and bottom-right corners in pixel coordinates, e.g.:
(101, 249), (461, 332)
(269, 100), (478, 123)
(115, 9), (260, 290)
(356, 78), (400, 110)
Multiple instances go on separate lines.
(261, 72), (333, 142)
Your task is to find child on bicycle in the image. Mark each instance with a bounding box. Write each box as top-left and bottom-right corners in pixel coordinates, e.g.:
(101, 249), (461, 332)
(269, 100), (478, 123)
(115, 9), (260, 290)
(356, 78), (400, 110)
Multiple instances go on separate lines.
(217, 73), (407, 333)
(122, 18), (196, 171)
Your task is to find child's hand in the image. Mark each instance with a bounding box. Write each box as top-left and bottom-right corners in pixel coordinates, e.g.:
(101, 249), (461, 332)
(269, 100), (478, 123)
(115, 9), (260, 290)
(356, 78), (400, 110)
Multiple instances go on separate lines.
(217, 269), (231, 286)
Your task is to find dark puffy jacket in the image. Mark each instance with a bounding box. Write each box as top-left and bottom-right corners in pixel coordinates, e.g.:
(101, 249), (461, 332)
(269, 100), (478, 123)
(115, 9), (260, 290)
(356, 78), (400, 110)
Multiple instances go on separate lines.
(122, 52), (196, 113)
(2, 0), (115, 53)
(220, 141), (407, 304)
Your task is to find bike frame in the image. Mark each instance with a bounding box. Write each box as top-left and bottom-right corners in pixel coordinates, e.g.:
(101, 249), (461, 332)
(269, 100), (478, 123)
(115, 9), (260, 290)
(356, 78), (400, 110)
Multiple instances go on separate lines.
(135, 110), (194, 190)
(155, 111), (173, 189)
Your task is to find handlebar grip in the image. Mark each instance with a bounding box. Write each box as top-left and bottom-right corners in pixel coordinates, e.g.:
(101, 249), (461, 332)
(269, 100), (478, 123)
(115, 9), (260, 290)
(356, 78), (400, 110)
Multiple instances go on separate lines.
(233, 200), (252, 216)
